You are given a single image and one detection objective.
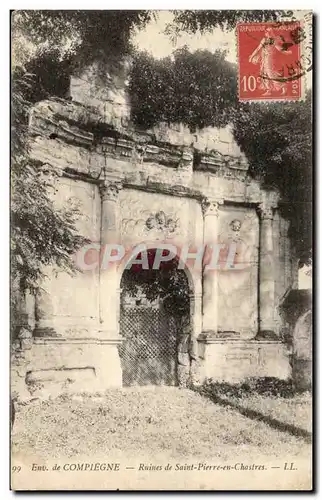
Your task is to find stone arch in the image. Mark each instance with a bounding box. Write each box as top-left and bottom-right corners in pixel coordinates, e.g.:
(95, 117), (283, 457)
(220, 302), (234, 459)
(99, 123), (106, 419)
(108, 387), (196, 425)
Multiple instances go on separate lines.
(117, 244), (201, 386)
(116, 242), (202, 339)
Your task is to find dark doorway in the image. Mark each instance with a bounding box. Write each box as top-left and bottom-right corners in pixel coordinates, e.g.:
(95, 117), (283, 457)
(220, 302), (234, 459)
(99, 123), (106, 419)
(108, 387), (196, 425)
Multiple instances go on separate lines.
(119, 249), (190, 386)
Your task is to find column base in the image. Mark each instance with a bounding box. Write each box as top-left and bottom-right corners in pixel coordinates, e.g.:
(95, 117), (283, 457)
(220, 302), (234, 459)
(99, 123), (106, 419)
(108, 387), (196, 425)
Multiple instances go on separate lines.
(23, 337), (123, 399)
(34, 326), (59, 338)
(255, 330), (279, 341)
(199, 330), (240, 340)
(197, 338), (291, 383)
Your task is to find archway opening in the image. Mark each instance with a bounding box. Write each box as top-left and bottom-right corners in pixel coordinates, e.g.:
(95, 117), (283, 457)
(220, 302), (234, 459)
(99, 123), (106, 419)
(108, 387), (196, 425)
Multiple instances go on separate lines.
(119, 248), (191, 386)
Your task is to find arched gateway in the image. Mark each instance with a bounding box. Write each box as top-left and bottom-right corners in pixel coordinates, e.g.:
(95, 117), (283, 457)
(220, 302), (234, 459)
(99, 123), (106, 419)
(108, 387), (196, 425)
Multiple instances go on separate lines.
(12, 95), (295, 398)
(119, 249), (192, 386)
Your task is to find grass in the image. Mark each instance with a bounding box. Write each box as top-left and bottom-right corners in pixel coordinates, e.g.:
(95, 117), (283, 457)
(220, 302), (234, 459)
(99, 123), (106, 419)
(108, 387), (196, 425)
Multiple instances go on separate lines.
(12, 386), (311, 462)
(226, 392), (312, 433)
(198, 379), (312, 434)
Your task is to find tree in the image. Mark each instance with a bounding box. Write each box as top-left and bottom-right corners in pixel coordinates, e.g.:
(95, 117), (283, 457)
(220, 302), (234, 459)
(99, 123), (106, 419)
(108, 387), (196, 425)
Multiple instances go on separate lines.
(11, 69), (88, 299)
(11, 11), (153, 299)
(12, 10), (153, 74)
(167, 10), (288, 35)
(233, 93), (312, 265)
(129, 47), (238, 131)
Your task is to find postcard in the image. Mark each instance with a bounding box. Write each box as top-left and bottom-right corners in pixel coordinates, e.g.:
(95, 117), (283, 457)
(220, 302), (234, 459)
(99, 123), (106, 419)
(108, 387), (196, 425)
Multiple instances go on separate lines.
(11, 9), (312, 491)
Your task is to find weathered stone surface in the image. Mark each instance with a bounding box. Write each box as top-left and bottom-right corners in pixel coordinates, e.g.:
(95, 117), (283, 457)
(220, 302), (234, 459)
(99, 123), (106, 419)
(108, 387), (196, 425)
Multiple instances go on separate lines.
(292, 310), (312, 391)
(69, 61), (249, 162)
(217, 205), (259, 337)
(29, 98), (252, 186)
(197, 339), (291, 383)
(13, 64), (300, 398)
(23, 340), (122, 398)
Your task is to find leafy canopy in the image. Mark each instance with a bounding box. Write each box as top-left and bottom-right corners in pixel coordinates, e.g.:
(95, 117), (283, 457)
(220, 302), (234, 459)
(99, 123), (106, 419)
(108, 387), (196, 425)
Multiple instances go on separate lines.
(167, 10), (285, 36)
(130, 47), (238, 131)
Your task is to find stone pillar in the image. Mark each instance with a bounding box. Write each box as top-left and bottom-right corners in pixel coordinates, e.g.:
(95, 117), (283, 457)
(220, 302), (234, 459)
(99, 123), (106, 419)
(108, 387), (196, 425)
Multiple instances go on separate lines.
(12, 287), (34, 339)
(26, 179), (124, 397)
(99, 179), (123, 337)
(201, 198), (222, 335)
(257, 203), (277, 338)
(190, 289), (203, 385)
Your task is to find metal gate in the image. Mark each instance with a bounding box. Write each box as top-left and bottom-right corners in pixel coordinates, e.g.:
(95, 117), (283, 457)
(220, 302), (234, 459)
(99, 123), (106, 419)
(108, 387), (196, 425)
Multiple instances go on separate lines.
(119, 306), (178, 386)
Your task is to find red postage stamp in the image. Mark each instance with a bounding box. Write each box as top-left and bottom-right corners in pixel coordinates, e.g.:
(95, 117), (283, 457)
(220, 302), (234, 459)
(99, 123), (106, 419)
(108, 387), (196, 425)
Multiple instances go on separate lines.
(237, 21), (304, 101)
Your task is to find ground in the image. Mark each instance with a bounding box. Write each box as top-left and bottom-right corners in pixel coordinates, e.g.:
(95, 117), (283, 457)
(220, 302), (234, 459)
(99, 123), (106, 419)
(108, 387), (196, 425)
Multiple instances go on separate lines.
(12, 386), (311, 463)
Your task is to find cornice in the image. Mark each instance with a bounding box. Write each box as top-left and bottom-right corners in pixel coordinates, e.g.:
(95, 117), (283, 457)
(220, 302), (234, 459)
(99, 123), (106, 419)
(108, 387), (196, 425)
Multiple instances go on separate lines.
(29, 98), (250, 176)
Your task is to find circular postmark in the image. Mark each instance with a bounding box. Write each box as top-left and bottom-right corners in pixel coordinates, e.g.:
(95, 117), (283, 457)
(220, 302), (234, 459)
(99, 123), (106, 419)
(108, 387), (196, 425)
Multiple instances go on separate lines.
(258, 18), (312, 85)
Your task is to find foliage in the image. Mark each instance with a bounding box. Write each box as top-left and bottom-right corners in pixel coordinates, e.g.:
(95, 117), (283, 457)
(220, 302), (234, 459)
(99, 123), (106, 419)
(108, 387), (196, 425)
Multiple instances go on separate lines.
(11, 160), (87, 293)
(11, 65), (88, 297)
(169, 10), (286, 33)
(121, 250), (190, 318)
(129, 47), (238, 131)
(129, 48), (312, 264)
(23, 49), (71, 102)
(12, 10), (153, 73)
(233, 94), (312, 264)
(200, 377), (297, 399)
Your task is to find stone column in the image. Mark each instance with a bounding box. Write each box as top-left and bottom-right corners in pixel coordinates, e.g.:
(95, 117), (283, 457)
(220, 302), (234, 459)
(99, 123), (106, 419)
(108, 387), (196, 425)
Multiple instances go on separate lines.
(20, 178), (125, 397)
(257, 203), (277, 338)
(201, 198), (222, 335)
(190, 289), (203, 385)
(99, 179), (123, 337)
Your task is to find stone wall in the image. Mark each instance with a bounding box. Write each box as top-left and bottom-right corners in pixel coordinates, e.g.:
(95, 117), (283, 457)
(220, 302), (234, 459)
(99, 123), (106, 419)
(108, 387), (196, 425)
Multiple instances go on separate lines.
(198, 340), (291, 383)
(70, 61), (247, 161)
(281, 290), (312, 390)
(11, 61), (299, 396)
(24, 340), (122, 399)
(34, 177), (101, 340)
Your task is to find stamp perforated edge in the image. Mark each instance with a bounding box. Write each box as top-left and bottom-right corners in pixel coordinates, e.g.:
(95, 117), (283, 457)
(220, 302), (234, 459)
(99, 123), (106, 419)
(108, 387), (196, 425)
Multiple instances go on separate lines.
(235, 13), (311, 103)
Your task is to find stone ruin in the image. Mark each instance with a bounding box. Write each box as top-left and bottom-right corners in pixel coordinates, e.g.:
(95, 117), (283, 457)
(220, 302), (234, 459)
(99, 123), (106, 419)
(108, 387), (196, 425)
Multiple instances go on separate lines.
(11, 61), (301, 398)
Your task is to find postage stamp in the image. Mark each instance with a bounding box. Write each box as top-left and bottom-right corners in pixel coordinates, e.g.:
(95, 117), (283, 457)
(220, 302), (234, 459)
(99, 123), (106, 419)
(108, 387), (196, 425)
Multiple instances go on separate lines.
(237, 21), (305, 101)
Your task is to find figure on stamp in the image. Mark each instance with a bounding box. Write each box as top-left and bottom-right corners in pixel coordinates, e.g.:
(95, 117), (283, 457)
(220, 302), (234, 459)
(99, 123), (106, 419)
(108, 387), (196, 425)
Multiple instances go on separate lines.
(249, 27), (293, 96)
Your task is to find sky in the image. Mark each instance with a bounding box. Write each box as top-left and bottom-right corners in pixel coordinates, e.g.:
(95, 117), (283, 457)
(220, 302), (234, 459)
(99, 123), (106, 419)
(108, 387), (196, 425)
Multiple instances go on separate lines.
(132, 10), (312, 90)
(132, 11), (236, 63)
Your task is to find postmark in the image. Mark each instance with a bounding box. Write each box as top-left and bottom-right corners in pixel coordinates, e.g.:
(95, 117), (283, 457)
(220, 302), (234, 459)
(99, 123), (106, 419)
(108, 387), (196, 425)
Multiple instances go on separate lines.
(237, 21), (308, 101)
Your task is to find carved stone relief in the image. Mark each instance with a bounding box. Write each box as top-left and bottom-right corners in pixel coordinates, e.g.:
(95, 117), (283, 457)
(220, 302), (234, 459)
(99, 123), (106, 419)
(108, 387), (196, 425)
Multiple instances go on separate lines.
(121, 207), (181, 242)
(217, 207), (259, 336)
(119, 190), (199, 245)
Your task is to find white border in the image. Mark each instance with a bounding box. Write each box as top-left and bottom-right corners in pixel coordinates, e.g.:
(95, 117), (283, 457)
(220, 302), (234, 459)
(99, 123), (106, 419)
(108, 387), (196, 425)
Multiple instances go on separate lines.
(2, 2), (320, 498)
